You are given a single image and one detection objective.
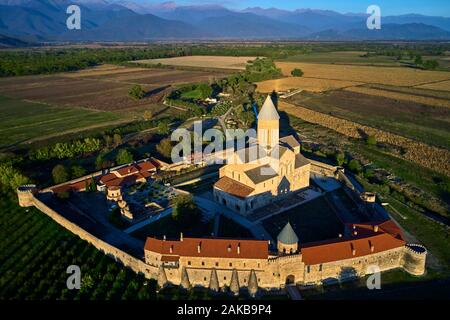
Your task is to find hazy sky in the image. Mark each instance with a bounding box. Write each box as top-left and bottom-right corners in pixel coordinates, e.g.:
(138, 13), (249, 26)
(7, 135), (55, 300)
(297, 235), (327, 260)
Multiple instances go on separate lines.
(134, 0), (450, 16)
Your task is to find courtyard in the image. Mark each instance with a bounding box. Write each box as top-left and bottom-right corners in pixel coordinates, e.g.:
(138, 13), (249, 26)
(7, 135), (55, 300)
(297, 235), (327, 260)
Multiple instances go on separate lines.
(263, 194), (345, 244)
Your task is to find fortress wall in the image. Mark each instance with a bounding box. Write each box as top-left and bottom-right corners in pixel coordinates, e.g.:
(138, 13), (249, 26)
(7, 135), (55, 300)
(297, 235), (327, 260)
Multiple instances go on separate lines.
(30, 194), (159, 280)
(302, 247), (405, 284)
(309, 160), (338, 177)
(168, 268), (270, 289)
(401, 244), (427, 276)
(270, 254), (305, 287)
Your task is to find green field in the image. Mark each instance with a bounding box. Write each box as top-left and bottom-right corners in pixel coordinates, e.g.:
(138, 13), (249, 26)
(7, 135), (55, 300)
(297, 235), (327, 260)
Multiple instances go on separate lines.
(0, 96), (122, 149)
(287, 90), (450, 150)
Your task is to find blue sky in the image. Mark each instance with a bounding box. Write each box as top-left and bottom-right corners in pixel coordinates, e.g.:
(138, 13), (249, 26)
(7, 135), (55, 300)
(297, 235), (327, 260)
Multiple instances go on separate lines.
(135, 0), (450, 16)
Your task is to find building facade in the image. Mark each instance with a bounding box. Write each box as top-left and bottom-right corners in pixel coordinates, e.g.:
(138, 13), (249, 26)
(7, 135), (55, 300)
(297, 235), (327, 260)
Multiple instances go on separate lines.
(144, 219), (427, 292)
(213, 95), (311, 216)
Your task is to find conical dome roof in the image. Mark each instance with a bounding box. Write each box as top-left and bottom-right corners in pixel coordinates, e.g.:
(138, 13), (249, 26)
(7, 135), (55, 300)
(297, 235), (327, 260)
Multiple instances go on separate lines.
(258, 95), (279, 120)
(277, 222), (298, 245)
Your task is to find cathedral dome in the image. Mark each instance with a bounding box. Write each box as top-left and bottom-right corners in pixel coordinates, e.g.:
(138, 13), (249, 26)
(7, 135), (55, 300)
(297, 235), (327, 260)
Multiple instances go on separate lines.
(277, 222), (299, 245)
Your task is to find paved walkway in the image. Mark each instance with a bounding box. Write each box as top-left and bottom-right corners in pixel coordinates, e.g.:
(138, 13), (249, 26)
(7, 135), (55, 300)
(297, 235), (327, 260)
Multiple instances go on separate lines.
(286, 285), (302, 300)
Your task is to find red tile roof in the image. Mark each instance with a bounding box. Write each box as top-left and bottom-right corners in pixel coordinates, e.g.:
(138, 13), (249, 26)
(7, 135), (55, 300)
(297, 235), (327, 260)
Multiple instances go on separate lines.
(99, 161), (156, 188)
(301, 220), (406, 265)
(145, 237), (269, 260)
(116, 165), (139, 177)
(52, 179), (93, 193)
(214, 176), (254, 199)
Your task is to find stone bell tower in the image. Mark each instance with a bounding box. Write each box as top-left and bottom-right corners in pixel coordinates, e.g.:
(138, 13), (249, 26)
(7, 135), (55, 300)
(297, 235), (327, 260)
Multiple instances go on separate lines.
(257, 95), (279, 152)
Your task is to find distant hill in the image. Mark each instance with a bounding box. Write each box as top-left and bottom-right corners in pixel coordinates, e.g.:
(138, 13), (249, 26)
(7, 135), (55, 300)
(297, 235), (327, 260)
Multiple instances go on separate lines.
(0, 33), (31, 47)
(0, 0), (449, 41)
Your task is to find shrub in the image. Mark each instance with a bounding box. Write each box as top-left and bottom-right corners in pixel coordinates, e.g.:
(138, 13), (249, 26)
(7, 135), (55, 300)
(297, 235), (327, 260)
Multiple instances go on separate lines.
(348, 159), (362, 174)
(52, 164), (69, 184)
(116, 149), (134, 165)
(366, 135), (377, 146)
(128, 85), (145, 100)
(71, 165), (86, 179)
(291, 68), (304, 77)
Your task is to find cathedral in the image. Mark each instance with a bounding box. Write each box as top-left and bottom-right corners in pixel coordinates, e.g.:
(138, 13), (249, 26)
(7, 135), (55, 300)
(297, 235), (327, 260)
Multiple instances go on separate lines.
(213, 95), (311, 216)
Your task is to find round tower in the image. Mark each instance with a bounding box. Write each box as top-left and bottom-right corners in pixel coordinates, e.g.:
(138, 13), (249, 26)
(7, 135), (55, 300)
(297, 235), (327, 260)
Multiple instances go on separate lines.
(277, 222), (299, 255)
(17, 185), (37, 207)
(403, 244), (427, 276)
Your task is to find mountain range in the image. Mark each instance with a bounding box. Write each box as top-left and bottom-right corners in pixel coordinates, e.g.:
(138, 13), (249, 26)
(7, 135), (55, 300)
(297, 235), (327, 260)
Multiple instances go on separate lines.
(0, 0), (449, 43)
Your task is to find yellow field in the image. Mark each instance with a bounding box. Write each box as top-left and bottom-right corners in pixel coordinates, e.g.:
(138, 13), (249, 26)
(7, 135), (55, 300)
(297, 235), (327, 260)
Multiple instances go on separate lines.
(415, 80), (450, 91)
(133, 56), (258, 70)
(63, 64), (148, 77)
(275, 62), (450, 86)
(344, 86), (450, 108)
(256, 77), (363, 93)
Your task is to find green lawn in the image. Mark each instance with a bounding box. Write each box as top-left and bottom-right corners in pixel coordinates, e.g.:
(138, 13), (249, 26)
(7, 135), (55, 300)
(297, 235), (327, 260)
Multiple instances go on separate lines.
(0, 96), (121, 148)
(180, 88), (204, 100)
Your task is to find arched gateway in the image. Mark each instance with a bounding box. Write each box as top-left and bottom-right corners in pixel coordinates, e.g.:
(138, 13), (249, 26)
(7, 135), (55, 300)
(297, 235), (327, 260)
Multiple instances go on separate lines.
(285, 275), (295, 285)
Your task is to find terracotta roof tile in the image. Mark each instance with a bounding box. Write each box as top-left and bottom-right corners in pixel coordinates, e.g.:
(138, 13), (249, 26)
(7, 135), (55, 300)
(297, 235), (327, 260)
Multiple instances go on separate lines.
(214, 176), (254, 198)
(145, 237), (268, 260)
(301, 220), (406, 265)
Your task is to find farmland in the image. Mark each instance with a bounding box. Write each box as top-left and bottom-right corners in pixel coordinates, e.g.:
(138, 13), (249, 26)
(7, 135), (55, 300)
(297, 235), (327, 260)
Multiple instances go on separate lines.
(133, 55), (257, 70)
(275, 62), (450, 86)
(280, 51), (405, 66)
(343, 86), (450, 108)
(286, 90), (450, 150)
(256, 77), (362, 93)
(0, 64), (231, 113)
(416, 79), (450, 91)
(0, 96), (122, 149)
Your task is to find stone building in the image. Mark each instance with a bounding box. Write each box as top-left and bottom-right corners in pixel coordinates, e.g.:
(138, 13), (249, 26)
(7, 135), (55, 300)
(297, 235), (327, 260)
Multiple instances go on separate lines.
(213, 95), (311, 216)
(144, 219), (427, 292)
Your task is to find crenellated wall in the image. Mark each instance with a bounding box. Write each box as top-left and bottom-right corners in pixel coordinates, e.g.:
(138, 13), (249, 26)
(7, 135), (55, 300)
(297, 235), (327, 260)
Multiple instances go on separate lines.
(18, 186), (427, 294)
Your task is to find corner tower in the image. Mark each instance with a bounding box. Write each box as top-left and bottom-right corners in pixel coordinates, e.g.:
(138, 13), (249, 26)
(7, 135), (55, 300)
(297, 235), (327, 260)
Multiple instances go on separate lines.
(277, 222), (299, 254)
(257, 95), (279, 151)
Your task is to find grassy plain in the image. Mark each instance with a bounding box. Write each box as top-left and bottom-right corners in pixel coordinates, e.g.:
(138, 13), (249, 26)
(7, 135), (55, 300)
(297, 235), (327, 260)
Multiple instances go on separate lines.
(275, 62), (450, 86)
(416, 79), (450, 91)
(280, 51), (404, 66)
(286, 91), (450, 150)
(133, 55), (257, 70)
(0, 96), (122, 148)
(256, 77), (362, 93)
(0, 65), (230, 112)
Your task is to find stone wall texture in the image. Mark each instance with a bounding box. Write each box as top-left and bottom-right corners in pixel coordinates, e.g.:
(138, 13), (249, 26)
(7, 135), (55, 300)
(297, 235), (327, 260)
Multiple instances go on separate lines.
(19, 188), (426, 293)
